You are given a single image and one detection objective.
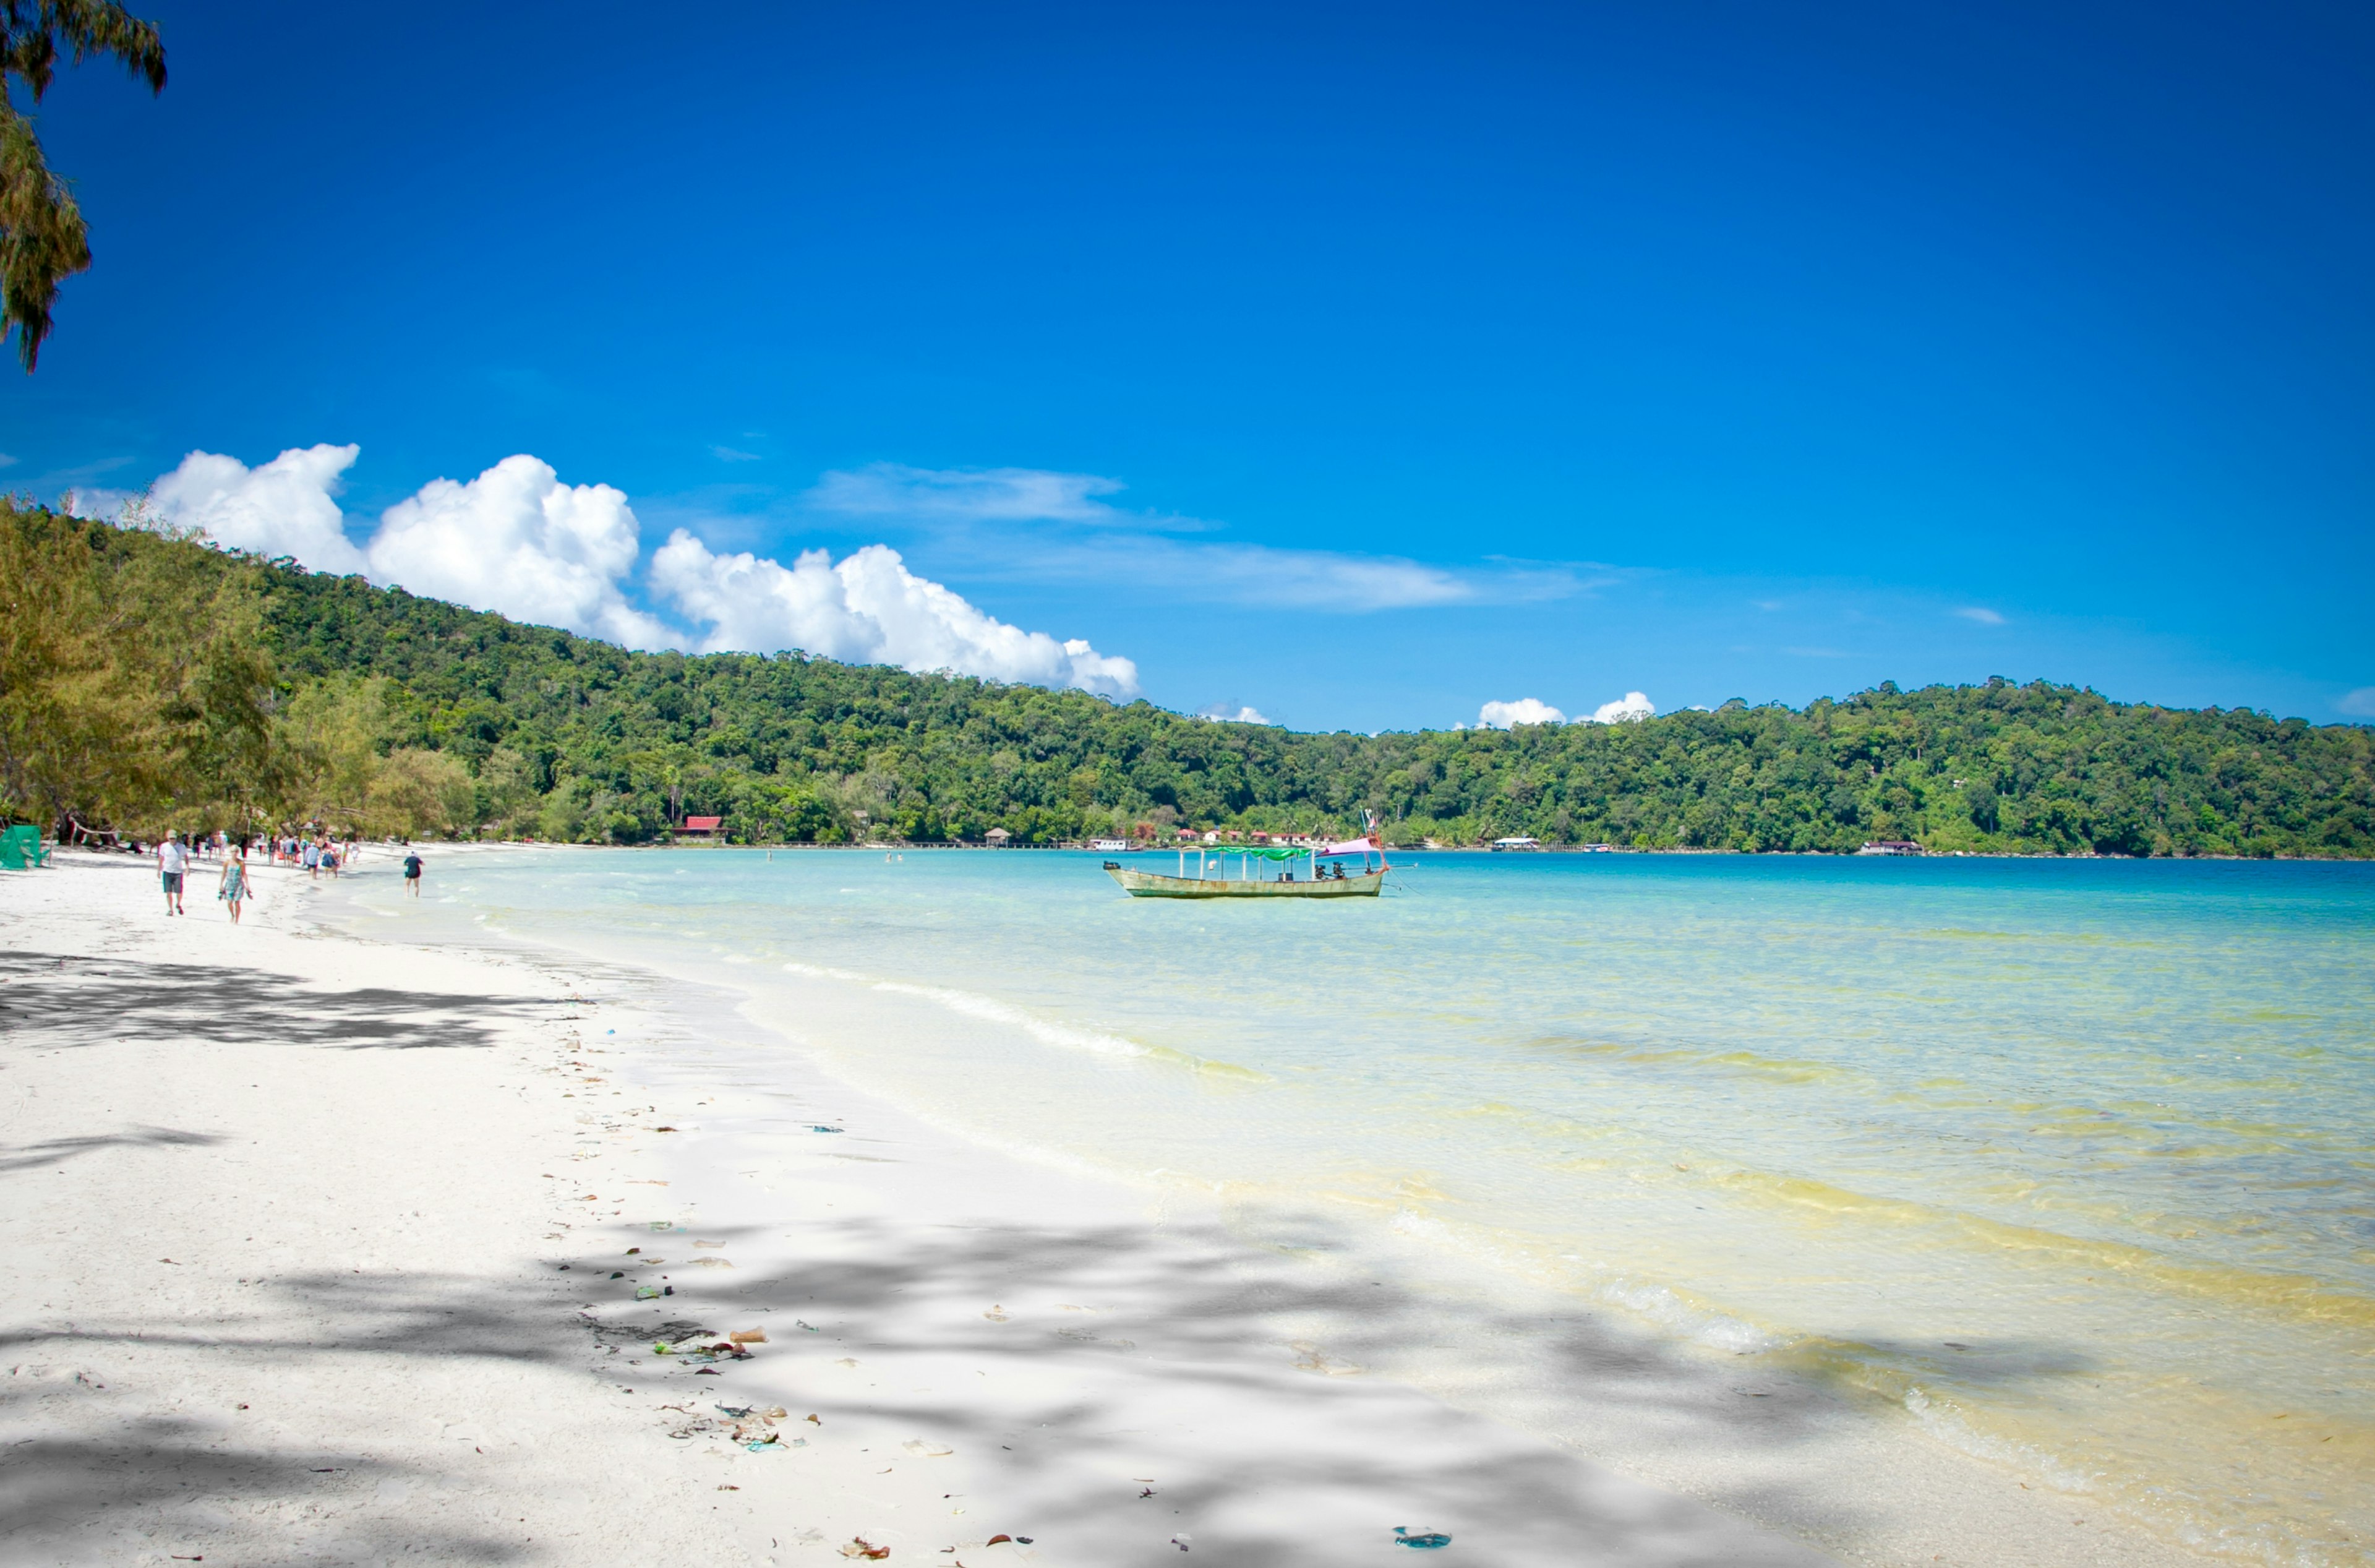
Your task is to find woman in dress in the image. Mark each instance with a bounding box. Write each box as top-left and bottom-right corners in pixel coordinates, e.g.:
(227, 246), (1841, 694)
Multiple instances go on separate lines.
(218, 843), (253, 924)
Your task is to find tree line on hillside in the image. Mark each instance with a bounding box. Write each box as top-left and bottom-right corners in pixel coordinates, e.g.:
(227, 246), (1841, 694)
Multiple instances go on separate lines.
(4, 504), (2371, 857)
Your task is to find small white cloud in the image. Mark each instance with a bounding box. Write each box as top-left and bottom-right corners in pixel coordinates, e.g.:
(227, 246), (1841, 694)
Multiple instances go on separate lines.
(649, 532), (1137, 698)
(1589, 691), (1656, 723)
(0, 453), (15, 469)
(146, 443), (368, 573)
(366, 455), (680, 648)
(809, 463), (1129, 523)
(1955, 606), (2007, 625)
(1199, 704), (1273, 725)
(711, 445), (763, 463)
(2339, 687), (2375, 718)
(1478, 698), (1567, 728)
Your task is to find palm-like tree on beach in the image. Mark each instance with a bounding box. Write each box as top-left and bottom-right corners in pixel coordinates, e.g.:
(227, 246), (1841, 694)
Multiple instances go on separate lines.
(2, 0), (166, 371)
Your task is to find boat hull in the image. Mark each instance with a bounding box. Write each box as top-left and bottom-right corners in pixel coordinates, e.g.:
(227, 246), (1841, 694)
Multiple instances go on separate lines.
(1105, 864), (1386, 899)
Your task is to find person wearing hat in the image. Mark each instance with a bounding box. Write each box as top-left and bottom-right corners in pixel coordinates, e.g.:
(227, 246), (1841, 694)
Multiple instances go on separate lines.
(156, 832), (189, 915)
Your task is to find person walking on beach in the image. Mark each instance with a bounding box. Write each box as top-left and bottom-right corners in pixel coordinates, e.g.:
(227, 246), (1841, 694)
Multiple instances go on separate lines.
(302, 838), (320, 878)
(218, 844), (252, 924)
(156, 832), (188, 915)
(402, 847), (424, 898)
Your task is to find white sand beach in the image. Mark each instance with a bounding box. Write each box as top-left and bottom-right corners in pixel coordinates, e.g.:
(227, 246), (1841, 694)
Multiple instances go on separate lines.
(1, 849), (2225, 1567)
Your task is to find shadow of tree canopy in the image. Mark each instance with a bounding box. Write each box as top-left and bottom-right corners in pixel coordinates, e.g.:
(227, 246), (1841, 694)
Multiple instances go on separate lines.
(0, 1124), (226, 1174)
(0, 1204), (1862, 1565)
(0, 948), (560, 1052)
(0, 1430), (531, 1568)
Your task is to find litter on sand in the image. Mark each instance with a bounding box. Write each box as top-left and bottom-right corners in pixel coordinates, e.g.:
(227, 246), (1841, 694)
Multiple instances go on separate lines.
(813, 1125), (845, 1134)
(730, 1329), (768, 1343)
(655, 1339), (756, 1365)
(839, 1538), (891, 1560)
(902, 1439), (954, 1457)
(635, 1285), (664, 1300)
(1394, 1527), (1453, 1549)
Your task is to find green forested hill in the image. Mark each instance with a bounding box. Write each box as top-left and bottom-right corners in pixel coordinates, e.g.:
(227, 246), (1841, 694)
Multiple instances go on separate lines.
(6, 507), (2369, 854)
(252, 547), (2375, 857)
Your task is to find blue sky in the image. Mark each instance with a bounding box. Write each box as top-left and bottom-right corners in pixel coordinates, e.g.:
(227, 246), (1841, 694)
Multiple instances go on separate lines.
(6, 0), (2371, 730)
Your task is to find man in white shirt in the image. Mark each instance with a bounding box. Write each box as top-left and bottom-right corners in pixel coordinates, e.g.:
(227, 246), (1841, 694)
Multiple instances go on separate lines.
(156, 833), (189, 915)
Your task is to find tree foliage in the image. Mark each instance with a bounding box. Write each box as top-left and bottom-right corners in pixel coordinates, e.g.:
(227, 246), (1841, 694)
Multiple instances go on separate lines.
(1, 0), (165, 370)
(251, 531), (2372, 856)
(7, 510), (2371, 856)
(0, 501), (276, 829)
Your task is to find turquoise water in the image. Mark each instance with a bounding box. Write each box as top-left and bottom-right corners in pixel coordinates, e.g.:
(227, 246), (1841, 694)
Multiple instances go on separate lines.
(362, 849), (2375, 1561)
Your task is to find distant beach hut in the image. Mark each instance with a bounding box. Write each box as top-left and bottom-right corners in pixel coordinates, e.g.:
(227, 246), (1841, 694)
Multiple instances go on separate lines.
(985, 828), (1012, 846)
(677, 815), (724, 841)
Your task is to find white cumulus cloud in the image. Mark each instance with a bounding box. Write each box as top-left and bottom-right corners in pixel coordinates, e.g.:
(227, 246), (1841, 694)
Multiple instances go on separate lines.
(148, 443), (368, 573)
(1590, 691), (1656, 722)
(1475, 692), (1654, 727)
(648, 532), (1139, 698)
(364, 455), (680, 649)
(1198, 704), (1274, 725)
(1478, 698), (1567, 728)
(2339, 687), (2375, 718)
(1955, 606), (2008, 625)
(113, 445), (1137, 698)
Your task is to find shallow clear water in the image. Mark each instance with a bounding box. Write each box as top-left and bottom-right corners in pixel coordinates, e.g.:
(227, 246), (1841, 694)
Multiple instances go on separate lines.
(357, 847), (2375, 1562)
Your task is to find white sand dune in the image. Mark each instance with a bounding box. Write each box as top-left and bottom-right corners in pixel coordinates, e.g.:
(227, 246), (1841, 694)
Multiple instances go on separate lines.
(0, 849), (2217, 1566)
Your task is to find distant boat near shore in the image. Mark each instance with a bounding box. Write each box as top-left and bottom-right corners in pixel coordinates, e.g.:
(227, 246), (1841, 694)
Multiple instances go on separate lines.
(1491, 836), (1544, 852)
(1106, 829), (1390, 898)
(1857, 839), (1926, 856)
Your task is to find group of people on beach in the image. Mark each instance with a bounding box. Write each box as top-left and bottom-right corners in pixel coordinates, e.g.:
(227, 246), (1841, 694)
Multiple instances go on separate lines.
(262, 833), (356, 877)
(152, 832), (426, 919)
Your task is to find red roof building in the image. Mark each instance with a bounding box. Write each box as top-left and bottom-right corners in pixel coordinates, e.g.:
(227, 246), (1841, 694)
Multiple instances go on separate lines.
(678, 815), (724, 836)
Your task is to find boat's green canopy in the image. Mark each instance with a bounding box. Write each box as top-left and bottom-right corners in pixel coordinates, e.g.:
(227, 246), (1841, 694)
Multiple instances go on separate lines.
(1193, 844), (1310, 861)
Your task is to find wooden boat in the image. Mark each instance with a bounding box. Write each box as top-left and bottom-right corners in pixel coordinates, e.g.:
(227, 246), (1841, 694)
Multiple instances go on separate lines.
(1104, 862), (1387, 898)
(1105, 825), (1391, 898)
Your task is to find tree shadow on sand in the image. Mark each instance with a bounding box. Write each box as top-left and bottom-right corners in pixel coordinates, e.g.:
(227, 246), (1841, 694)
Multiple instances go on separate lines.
(0, 948), (558, 1052)
(0, 1209), (1884, 1566)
